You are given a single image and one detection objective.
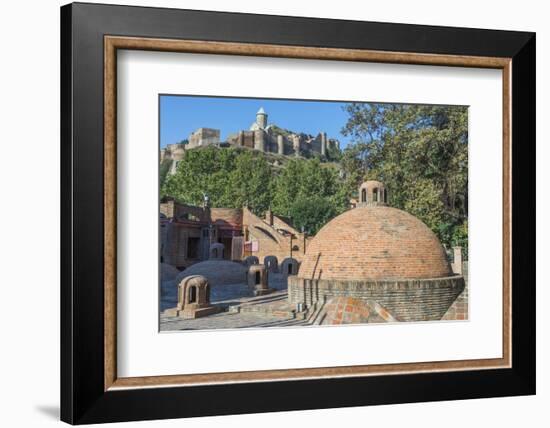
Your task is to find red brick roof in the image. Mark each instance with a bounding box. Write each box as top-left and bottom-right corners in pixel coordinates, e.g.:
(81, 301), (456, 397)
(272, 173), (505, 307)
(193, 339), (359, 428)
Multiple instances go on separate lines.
(319, 297), (373, 325)
(299, 206), (451, 281)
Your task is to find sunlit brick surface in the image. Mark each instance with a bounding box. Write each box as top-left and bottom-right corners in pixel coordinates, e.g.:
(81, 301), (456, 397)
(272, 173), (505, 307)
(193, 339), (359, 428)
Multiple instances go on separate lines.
(288, 275), (464, 322)
(319, 297), (373, 325)
(299, 206), (452, 281)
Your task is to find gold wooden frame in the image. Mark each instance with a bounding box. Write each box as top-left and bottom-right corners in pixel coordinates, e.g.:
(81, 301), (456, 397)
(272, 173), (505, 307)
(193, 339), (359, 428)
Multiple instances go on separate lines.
(104, 36), (512, 391)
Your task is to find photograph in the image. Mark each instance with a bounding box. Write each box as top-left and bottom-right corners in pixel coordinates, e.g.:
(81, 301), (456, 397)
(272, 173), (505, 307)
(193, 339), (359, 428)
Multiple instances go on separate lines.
(159, 96), (469, 331)
(0, 0), (542, 426)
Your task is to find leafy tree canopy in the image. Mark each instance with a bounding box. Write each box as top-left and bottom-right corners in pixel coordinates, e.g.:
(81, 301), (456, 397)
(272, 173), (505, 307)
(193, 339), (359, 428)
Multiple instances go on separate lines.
(325, 142), (342, 162)
(271, 158), (348, 227)
(161, 147), (273, 216)
(341, 103), (468, 251)
(289, 195), (338, 236)
(161, 147), (349, 234)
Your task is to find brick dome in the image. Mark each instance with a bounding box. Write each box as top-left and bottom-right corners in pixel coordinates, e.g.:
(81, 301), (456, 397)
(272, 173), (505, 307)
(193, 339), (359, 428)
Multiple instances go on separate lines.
(175, 260), (247, 286)
(299, 206), (451, 281)
(160, 263), (180, 282)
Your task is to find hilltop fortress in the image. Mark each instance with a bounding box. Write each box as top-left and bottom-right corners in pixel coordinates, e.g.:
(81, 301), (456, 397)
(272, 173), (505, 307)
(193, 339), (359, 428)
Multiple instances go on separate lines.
(161, 107), (341, 174)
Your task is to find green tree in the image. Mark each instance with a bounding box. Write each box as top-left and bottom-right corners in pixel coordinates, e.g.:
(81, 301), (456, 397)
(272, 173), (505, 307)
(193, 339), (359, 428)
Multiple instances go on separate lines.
(341, 103), (468, 248)
(289, 195), (338, 235)
(403, 178), (446, 232)
(161, 147), (351, 235)
(325, 143), (342, 162)
(161, 147), (273, 215)
(272, 158), (349, 233)
(452, 220), (468, 257)
(159, 158), (172, 188)
(162, 146), (236, 206)
(228, 150), (273, 215)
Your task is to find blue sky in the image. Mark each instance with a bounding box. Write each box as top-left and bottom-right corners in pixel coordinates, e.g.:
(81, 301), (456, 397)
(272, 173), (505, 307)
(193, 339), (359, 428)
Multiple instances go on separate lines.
(159, 95), (353, 148)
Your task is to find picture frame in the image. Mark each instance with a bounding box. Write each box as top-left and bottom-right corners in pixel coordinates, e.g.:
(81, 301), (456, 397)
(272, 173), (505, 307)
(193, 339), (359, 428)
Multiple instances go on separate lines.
(60, 2), (535, 424)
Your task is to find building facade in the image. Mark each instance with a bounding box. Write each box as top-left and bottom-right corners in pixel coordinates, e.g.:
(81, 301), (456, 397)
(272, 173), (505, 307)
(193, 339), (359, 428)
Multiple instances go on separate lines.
(160, 199), (242, 268)
(160, 199), (311, 269)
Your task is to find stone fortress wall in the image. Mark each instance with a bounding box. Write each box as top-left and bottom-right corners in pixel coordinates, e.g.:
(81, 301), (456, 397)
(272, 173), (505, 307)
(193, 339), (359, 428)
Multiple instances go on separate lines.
(160, 107), (341, 174)
(188, 128), (220, 149)
(224, 127), (339, 157)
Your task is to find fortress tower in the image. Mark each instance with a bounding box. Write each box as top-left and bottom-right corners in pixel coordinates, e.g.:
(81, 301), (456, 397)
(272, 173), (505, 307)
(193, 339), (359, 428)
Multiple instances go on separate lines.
(255, 107), (268, 129)
(292, 134), (300, 156)
(254, 129), (266, 151)
(277, 134), (284, 155)
(321, 132), (327, 156)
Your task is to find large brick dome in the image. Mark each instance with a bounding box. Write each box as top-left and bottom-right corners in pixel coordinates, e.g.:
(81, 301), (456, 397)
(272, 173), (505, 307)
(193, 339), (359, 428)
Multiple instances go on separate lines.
(299, 206), (451, 281)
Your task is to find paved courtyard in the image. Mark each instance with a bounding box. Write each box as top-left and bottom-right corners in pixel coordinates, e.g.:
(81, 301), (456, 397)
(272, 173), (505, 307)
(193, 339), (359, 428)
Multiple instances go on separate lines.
(159, 268), (468, 331)
(160, 273), (308, 331)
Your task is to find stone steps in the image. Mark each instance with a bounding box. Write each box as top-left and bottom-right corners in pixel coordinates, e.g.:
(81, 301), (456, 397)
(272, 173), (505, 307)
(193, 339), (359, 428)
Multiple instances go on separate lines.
(232, 295), (297, 319)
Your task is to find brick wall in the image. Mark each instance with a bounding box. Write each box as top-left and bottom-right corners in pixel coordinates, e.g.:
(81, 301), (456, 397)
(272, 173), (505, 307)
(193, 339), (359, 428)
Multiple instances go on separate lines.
(442, 262), (469, 320)
(161, 223), (205, 268)
(210, 208), (243, 227)
(288, 275), (465, 322)
(242, 207), (311, 265)
(160, 200), (175, 218)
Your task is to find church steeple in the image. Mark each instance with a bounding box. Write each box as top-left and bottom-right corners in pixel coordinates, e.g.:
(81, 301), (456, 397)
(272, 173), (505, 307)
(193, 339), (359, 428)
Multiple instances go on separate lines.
(256, 107), (267, 129)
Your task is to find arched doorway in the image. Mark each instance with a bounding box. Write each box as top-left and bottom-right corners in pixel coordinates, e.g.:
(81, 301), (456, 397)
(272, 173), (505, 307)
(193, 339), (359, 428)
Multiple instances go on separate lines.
(188, 286), (197, 303)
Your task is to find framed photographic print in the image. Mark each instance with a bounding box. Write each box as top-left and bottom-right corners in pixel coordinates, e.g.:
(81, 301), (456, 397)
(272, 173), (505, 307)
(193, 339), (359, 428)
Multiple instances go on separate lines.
(60, 2), (535, 424)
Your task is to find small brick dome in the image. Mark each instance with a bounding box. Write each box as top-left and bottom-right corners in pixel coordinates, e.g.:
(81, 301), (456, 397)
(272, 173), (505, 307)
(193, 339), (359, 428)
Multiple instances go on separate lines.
(160, 263), (180, 282)
(299, 205), (451, 281)
(175, 260), (247, 286)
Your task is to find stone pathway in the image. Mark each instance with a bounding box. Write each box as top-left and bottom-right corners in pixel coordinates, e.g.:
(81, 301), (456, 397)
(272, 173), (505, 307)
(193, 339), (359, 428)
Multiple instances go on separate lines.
(160, 273), (308, 331)
(160, 309), (299, 331)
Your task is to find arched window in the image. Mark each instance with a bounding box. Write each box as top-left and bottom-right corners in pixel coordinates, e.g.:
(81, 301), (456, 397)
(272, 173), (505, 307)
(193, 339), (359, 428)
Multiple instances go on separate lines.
(288, 264), (293, 274)
(373, 188), (378, 202)
(255, 271), (261, 285)
(361, 188), (367, 202)
(188, 286), (197, 303)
